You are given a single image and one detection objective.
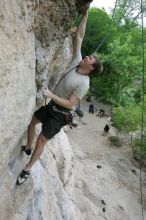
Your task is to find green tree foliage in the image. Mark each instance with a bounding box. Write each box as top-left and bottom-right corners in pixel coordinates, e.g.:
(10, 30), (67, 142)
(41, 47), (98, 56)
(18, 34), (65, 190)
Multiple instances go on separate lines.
(81, 8), (115, 56)
(113, 0), (142, 26)
(102, 35), (142, 101)
(92, 33), (142, 106)
(112, 103), (142, 132)
(81, 5), (146, 134)
(84, 7), (144, 105)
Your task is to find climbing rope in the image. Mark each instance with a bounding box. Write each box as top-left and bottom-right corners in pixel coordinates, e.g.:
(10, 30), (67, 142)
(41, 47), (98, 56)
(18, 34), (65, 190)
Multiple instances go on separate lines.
(121, 1), (145, 219)
(92, 0), (119, 54)
(90, 0), (146, 218)
(139, 0), (145, 219)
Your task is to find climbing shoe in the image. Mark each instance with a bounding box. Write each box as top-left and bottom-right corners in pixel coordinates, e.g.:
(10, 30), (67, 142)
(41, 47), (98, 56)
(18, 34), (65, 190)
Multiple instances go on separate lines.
(21, 145), (32, 155)
(17, 169), (30, 185)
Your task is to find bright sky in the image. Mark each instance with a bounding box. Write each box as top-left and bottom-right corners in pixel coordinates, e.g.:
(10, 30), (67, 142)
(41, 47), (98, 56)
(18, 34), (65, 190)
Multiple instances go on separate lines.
(91, 0), (146, 26)
(91, 0), (116, 13)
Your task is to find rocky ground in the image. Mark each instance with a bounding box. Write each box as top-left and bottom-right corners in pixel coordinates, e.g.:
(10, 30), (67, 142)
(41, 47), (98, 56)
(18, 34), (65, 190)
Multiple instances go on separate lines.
(66, 100), (146, 220)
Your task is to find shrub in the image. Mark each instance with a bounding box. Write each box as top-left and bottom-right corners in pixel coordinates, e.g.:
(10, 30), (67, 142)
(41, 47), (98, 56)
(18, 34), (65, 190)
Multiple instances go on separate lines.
(108, 136), (121, 147)
(112, 103), (142, 132)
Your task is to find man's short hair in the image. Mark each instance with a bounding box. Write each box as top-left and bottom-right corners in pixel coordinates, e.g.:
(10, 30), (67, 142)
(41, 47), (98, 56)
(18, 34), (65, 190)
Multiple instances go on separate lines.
(90, 55), (103, 76)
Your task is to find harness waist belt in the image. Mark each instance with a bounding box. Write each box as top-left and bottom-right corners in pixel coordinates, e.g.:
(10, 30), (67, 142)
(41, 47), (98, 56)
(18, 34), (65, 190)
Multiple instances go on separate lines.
(50, 101), (71, 113)
(52, 105), (70, 114)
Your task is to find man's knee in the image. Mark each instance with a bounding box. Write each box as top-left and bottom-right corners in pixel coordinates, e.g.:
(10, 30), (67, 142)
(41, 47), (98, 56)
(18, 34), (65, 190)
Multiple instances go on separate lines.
(37, 133), (48, 145)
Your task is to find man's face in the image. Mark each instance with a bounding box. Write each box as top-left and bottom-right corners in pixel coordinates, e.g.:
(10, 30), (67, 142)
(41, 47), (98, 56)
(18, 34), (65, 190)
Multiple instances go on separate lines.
(79, 55), (96, 73)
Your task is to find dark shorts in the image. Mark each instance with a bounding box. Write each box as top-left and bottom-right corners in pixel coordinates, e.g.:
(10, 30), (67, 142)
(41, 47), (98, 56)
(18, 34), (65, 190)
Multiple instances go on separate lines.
(35, 102), (72, 140)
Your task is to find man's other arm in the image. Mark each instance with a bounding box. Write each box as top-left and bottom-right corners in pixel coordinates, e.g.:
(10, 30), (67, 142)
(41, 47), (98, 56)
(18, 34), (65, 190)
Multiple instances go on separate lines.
(42, 86), (79, 109)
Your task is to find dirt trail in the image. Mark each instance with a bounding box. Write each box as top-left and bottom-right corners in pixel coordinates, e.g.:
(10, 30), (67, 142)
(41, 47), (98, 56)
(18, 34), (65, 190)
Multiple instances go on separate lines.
(66, 100), (146, 220)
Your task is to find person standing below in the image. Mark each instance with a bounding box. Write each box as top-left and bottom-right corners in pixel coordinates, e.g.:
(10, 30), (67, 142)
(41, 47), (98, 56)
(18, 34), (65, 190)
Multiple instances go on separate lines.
(89, 103), (94, 114)
(17, 8), (103, 185)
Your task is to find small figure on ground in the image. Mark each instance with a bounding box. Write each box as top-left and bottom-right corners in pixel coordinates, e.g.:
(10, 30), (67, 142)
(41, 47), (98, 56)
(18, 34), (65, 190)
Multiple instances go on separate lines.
(89, 103), (94, 114)
(96, 109), (105, 118)
(104, 124), (110, 134)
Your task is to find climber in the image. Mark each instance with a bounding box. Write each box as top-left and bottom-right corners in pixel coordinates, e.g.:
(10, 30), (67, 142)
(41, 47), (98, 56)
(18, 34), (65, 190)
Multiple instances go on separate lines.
(17, 7), (103, 185)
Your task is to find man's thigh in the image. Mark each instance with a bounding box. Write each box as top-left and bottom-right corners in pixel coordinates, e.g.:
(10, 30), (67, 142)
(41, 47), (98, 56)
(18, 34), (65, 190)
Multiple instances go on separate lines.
(34, 105), (49, 124)
(42, 116), (63, 140)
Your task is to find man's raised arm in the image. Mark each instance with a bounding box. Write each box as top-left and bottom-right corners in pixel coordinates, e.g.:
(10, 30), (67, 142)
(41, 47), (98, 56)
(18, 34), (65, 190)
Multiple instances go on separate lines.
(73, 10), (89, 56)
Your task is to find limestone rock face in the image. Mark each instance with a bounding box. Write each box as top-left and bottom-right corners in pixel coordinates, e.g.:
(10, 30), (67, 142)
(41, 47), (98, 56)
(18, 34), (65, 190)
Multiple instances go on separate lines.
(0, 0), (77, 170)
(0, 0), (36, 172)
(34, 0), (77, 105)
(0, 0), (78, 219)
(0, 130), (77, 220)
(1, 1), (144, 220)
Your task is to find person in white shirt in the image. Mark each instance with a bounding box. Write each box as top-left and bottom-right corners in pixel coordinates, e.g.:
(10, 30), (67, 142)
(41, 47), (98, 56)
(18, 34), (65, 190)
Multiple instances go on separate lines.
(17, 8), (103, 185)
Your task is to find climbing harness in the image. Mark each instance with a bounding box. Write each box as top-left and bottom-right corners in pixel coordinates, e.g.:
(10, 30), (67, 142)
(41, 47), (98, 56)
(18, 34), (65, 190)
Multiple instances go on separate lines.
(52, 105), (70, 115)
(44, 65), (84, 126)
